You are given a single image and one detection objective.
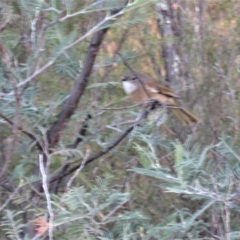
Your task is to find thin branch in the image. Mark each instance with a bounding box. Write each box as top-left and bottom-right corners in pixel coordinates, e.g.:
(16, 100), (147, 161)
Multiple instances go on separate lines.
(93, 102), (142, 110)
(0, 113), (44, 152)
(39, 154), (54, 240)
(49, 124), (135, 183)
(58, 2), (102, 21)
(0, 182), (22, 212)
(65, 146), (91, 191)
(16, 59), (56, 88)
(70, 114), (92, 149)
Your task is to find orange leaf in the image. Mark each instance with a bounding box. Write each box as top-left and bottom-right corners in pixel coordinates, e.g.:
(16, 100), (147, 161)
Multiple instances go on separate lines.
(33, 216), (49, 236)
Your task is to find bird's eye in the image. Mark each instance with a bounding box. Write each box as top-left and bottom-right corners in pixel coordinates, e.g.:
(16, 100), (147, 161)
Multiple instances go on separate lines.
(132, 77), (137, 80)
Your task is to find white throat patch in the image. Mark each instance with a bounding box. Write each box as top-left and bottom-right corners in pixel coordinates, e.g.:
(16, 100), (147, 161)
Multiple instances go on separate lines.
(122, 81), (137, 94)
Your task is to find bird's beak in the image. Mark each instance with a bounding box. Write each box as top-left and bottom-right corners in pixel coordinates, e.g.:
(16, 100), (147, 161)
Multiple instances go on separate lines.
(121, 77), (126, 82)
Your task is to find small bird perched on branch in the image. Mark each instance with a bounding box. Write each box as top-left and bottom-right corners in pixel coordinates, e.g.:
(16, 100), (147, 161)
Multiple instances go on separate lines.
(122, 71), (200, 125)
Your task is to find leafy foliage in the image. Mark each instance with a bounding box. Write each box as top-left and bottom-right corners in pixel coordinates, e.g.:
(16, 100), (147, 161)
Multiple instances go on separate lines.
(1, 210), (24, 240)
(1, 0), (240, 239)
(131, 135), (240, 238)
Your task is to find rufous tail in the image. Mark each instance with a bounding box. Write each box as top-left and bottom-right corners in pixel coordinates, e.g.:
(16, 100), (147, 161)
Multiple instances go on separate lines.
(171, 108), (200, 125)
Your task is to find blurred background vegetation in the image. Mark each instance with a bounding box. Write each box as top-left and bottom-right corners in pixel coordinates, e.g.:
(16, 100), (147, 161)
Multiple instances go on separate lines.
(1, 0), (240, 239)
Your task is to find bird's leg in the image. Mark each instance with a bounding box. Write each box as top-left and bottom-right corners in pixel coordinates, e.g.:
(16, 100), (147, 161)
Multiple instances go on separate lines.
(144, 99), (160, 111)
(150, 100), (161, 111)
(146, 99), (168, 126)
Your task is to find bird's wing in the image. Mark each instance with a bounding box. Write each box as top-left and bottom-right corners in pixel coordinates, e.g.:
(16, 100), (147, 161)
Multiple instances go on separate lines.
(147, 80), (180, 98)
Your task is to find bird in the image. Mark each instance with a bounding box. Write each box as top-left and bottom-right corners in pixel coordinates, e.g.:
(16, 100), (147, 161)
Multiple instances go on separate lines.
(121, 71), (200, 125)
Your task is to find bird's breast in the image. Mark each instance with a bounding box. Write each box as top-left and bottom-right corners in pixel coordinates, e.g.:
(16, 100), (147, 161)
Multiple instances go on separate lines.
(122, 81), (138, 94)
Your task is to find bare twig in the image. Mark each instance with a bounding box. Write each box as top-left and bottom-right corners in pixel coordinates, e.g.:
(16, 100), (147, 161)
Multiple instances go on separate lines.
(0, 182), (22, 212)
(57, 1), (102, 22)
(224, 177), (233, 240)
(39, 154), (54, 240)
(94, 102), (142, 110)
(70, 114), (92, 149)
(0, 112), (44, 152)
(65, 147), (91, 191)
